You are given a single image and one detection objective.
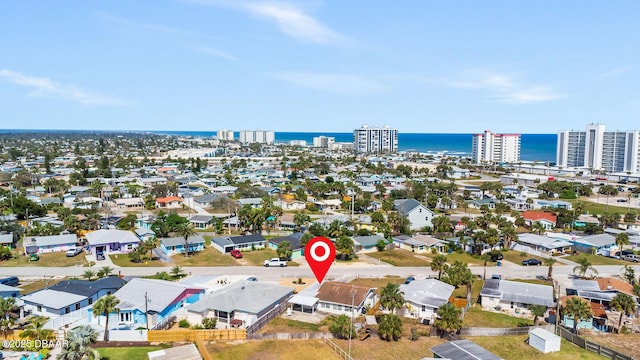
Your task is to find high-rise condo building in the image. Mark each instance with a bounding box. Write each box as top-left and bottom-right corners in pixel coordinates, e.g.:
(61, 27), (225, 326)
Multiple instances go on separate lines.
(312, 136), (335, 148)
(353, 125), (398, 153)
(471, 130), (521, 164)
(557, 123), (640, 173)
(217, 129), (234, 141)
(238, 130), (275, 144)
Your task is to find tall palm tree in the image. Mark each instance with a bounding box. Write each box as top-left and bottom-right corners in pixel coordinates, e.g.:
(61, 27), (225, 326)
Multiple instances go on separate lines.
(92, 294), (120, 341)
(615, 232), (630, 251)
(97, 266), (114, 278)
(573, 257), (598, 279)
(379, 283), (405, 314)
(19, 316), (55, 349)
(434, 303), (462, 336)
(563, 297), (592, 334)
(293, 212), (310, 232)
(276, 241), (292, 260)
(431, 254), (448, 280)
(432, 215), (451, 238)
(175, 222), (197, 257)
(544, 257), (557, 279)
(531, 221), (546, 235)
(500, 225), (517, 250)
(610, 293), (636, 333)
(170, 266), (185, 279)
(0, 297), (16, 338)
(378, 314), (403, 341)
(57, 325), (100, 360)
(328, 314), (354, 339)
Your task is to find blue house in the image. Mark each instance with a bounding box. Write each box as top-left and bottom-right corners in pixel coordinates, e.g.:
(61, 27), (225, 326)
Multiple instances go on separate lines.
(93, 278), (204, 330)
(268, 233), (304, 259)
(134, 228), (156, 242)
(0, 284), (21, 299)
(160, 235), (206, 255)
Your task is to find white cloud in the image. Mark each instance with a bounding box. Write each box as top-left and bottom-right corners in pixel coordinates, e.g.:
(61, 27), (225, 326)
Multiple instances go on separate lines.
(492, 86), (563, 104)
(270, 72), (385, 94)
(0, 69), (129, 105)
(191, 45), (239, 61)
(185, 0), (345, 44)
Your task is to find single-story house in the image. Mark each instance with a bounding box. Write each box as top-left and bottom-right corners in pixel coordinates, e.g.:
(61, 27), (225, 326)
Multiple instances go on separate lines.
(274, 199), (306, 211)
(572, 234), (616, 254)
(277, 214), (296, 231)
(188, 214), (214, 229)
(185, 281), (293, 327)
(237, 198), (263, 208)
(0, 233), (15, 248)
(566, 278), (638, 306)
(193, 194), (219, 207)
(515, 233), (573, 254)
(85, 229), (141, 255)
(480, 279), (555, 317)
(430, 340), (502, 360)
(113, 197), (144, 209)
(0, 284), (21, 299)
(155, 196), (184, 209)
(535, 199), (572, 210)
(211, 234), (266, 254)
(523, 211), (557, 230)
(393, 234), (446, 254)
(268, 233), (304, 259)
(160, 235), (206, 255)
(399, 279), (454, 322)
(394, 199), (435, 230)
(352, 235), (386, 252)
(93, 278), (205, 330)
(134, 228), (156, 242)
(22, 233), (78, 255)
(315, 282), (377, 316)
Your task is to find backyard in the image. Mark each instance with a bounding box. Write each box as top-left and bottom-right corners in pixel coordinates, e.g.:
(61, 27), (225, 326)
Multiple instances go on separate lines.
(96, 346), (170, 360)
(207, 339), (341, 360)
(468, 335), (606, 360)
(584, 333), (640, 359)
(463, 305), (534, 328)
(502, 250), (545, 266)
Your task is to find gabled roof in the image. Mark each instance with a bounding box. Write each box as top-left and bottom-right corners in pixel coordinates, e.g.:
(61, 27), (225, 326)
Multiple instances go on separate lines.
(49, 277), (127, 297)
(160, 235), (205, 247)
(156, 196), (183, 203)
(577, 234), (616, 247)
(400, 279), (454, 308)
(115, 278), (203, 313)
(597, 278), (636, 297)
(316, 282), (374, 307)
(188, 214), (213, 223)
(188, 281), (292, 314)
(21, 289), (86, 310)
(394, 199), (424, 215)
(0, 233), (14, 244)
(523, 211), (557, 224)
(25, 233), (77, 247)
(229, 234), (265, 245)
(86, 229), (140, 246)
(269, 233), (304, 250)
(411, 234), (445, 247)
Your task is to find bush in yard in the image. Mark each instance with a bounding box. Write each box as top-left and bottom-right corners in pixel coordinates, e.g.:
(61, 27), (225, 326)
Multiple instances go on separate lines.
(178, 319), (190, 328)
(202, 317), (217, 329)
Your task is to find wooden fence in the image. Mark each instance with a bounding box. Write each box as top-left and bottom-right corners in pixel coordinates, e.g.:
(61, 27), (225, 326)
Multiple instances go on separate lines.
(0, 330), (23, 340)
(322, 336), (353, 360)
(557, 327), (633, 360)
(460, 324), (555, 337)
(147, 329), (246, 342)
(247, 332), (332, 340)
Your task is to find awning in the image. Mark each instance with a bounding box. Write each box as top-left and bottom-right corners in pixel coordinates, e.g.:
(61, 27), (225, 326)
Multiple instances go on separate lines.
(289, 294), (319, 307)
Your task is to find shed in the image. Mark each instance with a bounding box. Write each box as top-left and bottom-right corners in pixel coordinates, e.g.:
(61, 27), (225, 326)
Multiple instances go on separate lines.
(528, 327), (561, 353)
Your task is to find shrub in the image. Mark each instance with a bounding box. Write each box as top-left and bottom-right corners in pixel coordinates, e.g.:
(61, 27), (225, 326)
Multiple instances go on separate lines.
(178, 319), (190, 328)
(202, 317), (217, 329)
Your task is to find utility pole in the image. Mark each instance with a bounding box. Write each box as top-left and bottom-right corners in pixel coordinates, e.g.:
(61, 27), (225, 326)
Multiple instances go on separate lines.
(145, 291), (150, 330)
(348, 285), (355, 358)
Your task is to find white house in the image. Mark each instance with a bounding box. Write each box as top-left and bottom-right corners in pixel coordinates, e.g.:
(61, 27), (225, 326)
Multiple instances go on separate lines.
(315, 282), (377, 316)
(394, 199), (435, 230)
(399, 279), (454, 322)
(480, 279), (555, 317)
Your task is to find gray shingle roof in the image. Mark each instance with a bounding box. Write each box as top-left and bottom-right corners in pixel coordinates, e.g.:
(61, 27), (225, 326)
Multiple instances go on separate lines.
(160, 235), (205, 247)
(394, 199), (422, 215)
(188, 281), (292, 314)
(353, 235), (385, 247)
(49, 277), (127, 297)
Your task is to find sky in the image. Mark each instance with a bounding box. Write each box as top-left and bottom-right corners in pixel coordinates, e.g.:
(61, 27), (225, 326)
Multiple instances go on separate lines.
(1, 1), (639, 134)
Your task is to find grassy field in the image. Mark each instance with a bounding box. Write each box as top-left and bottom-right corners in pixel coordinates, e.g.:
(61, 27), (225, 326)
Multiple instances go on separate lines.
(468, 335), (606, 360)
(463, 305), (533, 327)
(510, 278), (554, 286)
(19, 278), (63, 293)
(333, 328), (446, 359)
(451, 279), (484, 303)
(207, 340), (341, 360)
(584, 333), (640, 359)
(0, 251), (88, 267)
(258, 317), (328, 333)
(502, 250), (545, 266)
(350, 275), (405, 294)
(366, 249), (431, 267)
(96, 346), (168, 359)
(564, 253), (627, 266)
(570, 198), (629, 215)
(240, 248), (300, 267)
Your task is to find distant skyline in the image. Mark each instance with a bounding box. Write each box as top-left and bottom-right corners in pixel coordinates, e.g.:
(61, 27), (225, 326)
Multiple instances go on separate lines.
(1, 1), (639, 133)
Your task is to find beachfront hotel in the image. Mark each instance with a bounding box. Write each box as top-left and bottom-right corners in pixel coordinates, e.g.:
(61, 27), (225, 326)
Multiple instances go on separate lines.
(471, 130), (521, 164)
(556, 123), (640, 173)
(217, 129), (234, 141)
(238, 130), (275, 144)
(353, 125), (398, 154)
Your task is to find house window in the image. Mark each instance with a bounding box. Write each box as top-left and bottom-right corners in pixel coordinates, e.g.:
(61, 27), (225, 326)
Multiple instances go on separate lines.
(120, 312), (131, 323)
(37, 306), (42, 312)
(65, 307), (70, 314)
(422, 305), (426, 311)
(75, 303), (80, 310)
(425, 216), (429, 221)
(419, 208), (422, 213)
(89, 298), (93, 305)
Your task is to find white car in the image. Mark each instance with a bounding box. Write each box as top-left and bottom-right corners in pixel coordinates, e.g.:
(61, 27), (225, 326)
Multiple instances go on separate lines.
(263, 258), (287, 267)
(66, 247), (83, 257)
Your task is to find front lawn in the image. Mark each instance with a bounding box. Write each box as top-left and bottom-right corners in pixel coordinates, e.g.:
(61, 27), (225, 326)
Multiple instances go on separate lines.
(502, 250), (545, 266)
(0, 251), (88, 267)
(564, 253), (628, 266)
(463, 305), (533, 327)
(569, 198), (629, 215)
(19, 278), (63, 293)
(240, 249), (300, 267)
(468, 335), (606, 360)
(366, 249), (431, 267)
(97, 346), (169, 360)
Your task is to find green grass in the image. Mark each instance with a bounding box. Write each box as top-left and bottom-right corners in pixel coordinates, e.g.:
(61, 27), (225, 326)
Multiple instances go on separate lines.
(438, 251), (487, 266)
(258, 317), (326, 333)
(463, 306), (533, 327)
(569, 198), (629, 215)
(19, 278), (63, 293)
(171, 247), (237, 267)
(366, 249), (431, 266)
(96, 346), (169, 360)
(467, 335), (606, 360)
(564, 253), (627, 266)
(510, 278), (553, 286)
(350, 275), (405, 294)
(207, 340), (340, 360)
(0, 251), (88, 267)
(241, 248), (300, 266)
(502, 250), (545, 266)
(452, 279), (484, 304)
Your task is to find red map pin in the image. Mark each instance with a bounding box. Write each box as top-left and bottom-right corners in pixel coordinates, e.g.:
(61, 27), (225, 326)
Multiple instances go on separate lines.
(305, 236), (336, 283)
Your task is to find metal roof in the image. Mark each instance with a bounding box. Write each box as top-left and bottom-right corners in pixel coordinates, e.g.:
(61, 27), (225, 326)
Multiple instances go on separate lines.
(160, 235), (205, 247)
(86, 229), (140, 246)
(115, 278), (203, 313)
(400, 279), (454, 308)
(21, 289), (86, 310)
(189, 281), (292, 314)
(481, 279), (555, 307)
(430, 340), (502, 360)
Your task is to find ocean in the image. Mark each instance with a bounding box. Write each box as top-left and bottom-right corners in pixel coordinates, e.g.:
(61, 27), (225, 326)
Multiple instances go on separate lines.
(155, 131), (557, 162)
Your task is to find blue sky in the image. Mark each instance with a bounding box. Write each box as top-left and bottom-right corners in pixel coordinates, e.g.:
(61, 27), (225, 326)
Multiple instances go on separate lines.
(1, 1), (639, 133)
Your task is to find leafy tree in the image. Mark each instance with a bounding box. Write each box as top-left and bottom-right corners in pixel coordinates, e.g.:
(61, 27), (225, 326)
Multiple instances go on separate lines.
(380, 283), (405, 314)
(378, 314), (403, 341)
(277, 241), (292, 260)
(117, 213), (138, 230)
(175, 222), (197, 257)
(432, 215), (452, 238)
(573, 257), (598, 279)
(376, 239), (387, 252)
(622, 265), (636, 284)
(92, 294), (120, 341)
(610, 293), (636, 333)
(19, 316), (55, 350)
(529, 305), (547, 326)
(531, 221), (547, 235)
(434, 303), (462, 336)
(544, 257), (557, 279)
(328, 314), (354, 339)
(57, 325), (100, 360)
(563, 297), (592, 334)
(202, 317), (217, 329)
(431, 254), (448, 280)
(335, 236), (354, 260)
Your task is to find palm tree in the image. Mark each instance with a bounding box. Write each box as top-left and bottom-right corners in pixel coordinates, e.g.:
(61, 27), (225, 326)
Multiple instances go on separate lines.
(460, 266), (475, 306)
(432, 215), (451, 238)
(500, 225), (517, 250)
(82, 270), (96, 281)
(0, 297), (16, 338)
(434, 303), (462, 336)
(378, 314), (403, 341)
(573, 257), (598, 279)
(563, 297), (592, 334)
(610, 293), (636, 333)
(175, 222), (197, 257)
(615, 232), (630, 251)
(276, 241), (292, 260)
(529, 305), (547, 326)
(328, 314), (354, 339)
(531, 221), (546, 235)
(293, 212), (310, 232)
(544, 257), (557, 279)
(431, 254), (448, 280)
(57, 325), (100, 360)
(170, 266), (185, 279)
(97, 266), (114, 278)
(379, 283), (405, 314)
(92, 294), (120, 341)
(335, 235), (354, 260)
(622, 265), (636, 284)
(20, 316), (55, 349)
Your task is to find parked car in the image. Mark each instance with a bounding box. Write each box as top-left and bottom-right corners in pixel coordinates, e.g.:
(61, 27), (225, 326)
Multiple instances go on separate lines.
(522, 258), (542, 266)
(246, 276), (258, 282)
(622, 254), (639, 262)
(263, 258), (287, 267)
(404, 276), (416, 284)
(29, 254), (40, 262)
(621, 249), (635, 256)
(0, 276), (19, 287)
(491, 274), (502, 280)
(616, 199), (627, 203)
(230, 249), (243, 259)
(66, 247), (83, 257)
(96, 250), (105, 261)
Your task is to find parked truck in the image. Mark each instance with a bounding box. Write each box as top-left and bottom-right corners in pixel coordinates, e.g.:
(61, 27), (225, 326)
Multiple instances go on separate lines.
(264, 258), (287, 267)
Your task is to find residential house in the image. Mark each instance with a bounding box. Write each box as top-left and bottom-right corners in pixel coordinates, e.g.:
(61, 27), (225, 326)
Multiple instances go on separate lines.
(188, 214), (214, 229)
(535, 199), (572, 210)
(0, 233), (15, 248)
(572, 234), (616, 254)
(211, 185), (238, 195)
(155, 196), (183, 209)
(515, 233), (573, 255)
(85, 229), (141, 255)
(399, 279), (454, 322)
(134, 228), (156, 242)
(394, 199), (435, 230)
(393, 234), (446, 254)
(160, 235), (206, 256)
(95, 278), (204, 330)
(185, 281), (293, 328)
(23, 233), (78, 255)
(449, 166), (471, 179)
(352, 235), (386, 253)
(313, 199), (342, 211)
(567, 277), (639, 306)
(523, 211), (557, 230)
(315, 282), (377, 316)
(113, 197), (144, 209)
(211, 234), (266, 254)
(237, 198), (263, 209)
(274, 199), (306, 211)
(480, 279), (555, 317)
(0, 284), (21, 299)
(268, 233), (304, 259)
(193, 194), (219, 207)
(277, 214), (296, 232)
